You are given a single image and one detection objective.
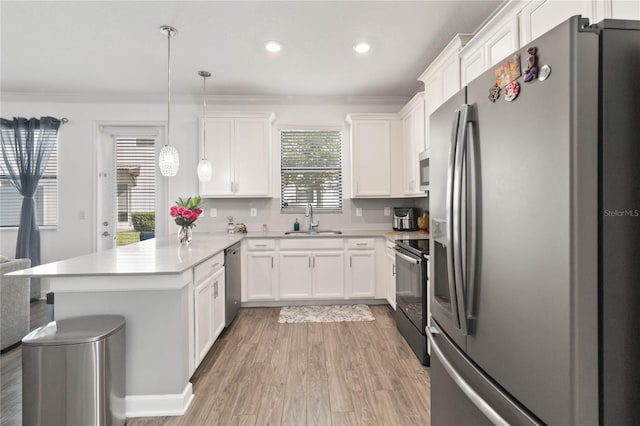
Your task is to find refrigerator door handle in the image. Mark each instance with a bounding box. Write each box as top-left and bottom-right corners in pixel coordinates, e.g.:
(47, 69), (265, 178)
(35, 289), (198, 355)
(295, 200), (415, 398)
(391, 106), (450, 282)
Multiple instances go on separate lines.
(466, 119), (478, 323)
(445, 109), (461, 329)
(427, 322), (510, 426)
(453, 104), (470, 335)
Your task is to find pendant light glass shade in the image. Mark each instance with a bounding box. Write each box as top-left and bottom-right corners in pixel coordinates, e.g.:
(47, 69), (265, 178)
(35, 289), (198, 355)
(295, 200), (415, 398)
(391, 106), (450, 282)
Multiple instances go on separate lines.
(197, 159), (212, 181)
(159, 145), (180, 176)
(197, 70), (212, 182)
(159, 25), (180, 177)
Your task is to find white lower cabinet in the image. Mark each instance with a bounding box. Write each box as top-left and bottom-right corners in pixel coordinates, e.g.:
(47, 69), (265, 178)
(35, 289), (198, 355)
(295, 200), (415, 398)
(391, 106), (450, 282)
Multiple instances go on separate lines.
(247, 251), (277, 300)
(194, 252), (226, 368)
(194, 279), (212, 365)
(312, 251), (345, 299)
(346, 239), (377, 298)
(279, 251), (312, 299)
(211, 267), (226, 341)
(385, 245), (396, 310)
(279, 250), (345, 300)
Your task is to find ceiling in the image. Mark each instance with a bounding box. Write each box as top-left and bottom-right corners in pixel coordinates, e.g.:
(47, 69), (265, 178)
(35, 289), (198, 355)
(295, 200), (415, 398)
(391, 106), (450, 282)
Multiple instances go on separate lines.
(1, 1), (502, 103)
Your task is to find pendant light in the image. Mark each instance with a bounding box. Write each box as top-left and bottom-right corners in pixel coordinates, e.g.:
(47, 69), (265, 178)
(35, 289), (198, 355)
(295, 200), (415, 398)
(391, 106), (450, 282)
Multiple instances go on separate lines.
(158, 25), (180, 177)
(197, 70), (213, 182)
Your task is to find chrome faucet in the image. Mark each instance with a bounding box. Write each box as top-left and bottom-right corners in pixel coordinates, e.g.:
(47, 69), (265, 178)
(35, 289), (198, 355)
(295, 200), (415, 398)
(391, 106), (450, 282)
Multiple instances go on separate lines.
(305, 203), (319, 231)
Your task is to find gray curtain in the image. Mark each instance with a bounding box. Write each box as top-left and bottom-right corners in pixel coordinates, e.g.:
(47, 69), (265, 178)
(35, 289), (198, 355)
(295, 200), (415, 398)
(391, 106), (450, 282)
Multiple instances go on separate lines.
(0, 117), (61, 269)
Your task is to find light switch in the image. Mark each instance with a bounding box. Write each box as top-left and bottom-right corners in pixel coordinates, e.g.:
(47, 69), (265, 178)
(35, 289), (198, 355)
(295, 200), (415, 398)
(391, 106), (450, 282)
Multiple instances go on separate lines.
(210, 208), (217, 218)
(384, 207), (391, 216)
(356, 208), (362, 217)
(79, 210), (86, 220)
(250, 208), (257, 217)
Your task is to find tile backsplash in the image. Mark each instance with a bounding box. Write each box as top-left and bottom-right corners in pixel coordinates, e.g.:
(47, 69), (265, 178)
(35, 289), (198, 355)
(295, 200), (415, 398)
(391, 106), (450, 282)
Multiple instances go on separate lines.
(194, 197), (429, 233)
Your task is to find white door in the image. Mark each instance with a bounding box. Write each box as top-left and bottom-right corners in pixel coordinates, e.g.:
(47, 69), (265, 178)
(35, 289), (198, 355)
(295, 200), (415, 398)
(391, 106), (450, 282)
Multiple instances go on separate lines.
(211, 267), (226, 340)
(96, 124), (167, 251)
(234, 119), (270, 196)
(347, 250), (376, 298)
(279, 251), (312, 299)
(312, 251), (345, 299)
(195, 279), (212, 365)
(351, 120), (392, 197)
(200, 118), (234, 196)
(247, 251), (277, 300)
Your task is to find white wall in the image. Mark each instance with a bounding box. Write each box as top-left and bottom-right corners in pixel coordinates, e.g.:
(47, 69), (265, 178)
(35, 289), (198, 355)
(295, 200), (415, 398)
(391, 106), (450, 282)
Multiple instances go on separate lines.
(0, 99), (428, 266)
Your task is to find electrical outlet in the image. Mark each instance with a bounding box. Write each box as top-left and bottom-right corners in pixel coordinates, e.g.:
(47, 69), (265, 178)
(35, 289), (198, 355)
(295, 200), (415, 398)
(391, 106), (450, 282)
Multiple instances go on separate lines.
(250, 208), (257, 217)
(79, 210), (86, 220)
(210, 208), (217, 218)
(356, 208), (363, 217)
(384, 207), (391, 216)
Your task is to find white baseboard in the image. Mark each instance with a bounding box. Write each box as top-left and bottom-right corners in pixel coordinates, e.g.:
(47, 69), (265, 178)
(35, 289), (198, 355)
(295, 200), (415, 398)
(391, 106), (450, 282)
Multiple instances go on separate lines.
(126, 382), (193, 418)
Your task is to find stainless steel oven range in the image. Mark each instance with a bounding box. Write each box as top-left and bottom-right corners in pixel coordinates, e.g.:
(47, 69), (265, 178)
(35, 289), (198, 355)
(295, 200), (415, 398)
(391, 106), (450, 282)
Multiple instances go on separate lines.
(393, 238), (430, 365)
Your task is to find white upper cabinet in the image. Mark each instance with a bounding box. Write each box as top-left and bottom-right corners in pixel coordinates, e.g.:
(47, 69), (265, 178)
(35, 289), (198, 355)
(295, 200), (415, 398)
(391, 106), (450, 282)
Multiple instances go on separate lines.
(347, 114), (401, 198)
(199, 112), (275, 198)
(608, 0), (640, 20)
(399, 92), (426, 196)
(519, 0), (592, 45)
(460, 5), (520, 87)
(419, 34), (473, 152)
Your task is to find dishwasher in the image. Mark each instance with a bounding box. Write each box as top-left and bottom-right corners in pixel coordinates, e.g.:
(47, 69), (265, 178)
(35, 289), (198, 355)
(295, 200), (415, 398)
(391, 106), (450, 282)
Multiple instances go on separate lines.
(224, 242), (241, 326)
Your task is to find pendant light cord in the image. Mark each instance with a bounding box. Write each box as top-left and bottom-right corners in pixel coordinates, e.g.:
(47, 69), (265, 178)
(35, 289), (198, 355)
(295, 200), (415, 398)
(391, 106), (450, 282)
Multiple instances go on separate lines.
(166, 29), (172, 148)
(202, 74), (206, 159)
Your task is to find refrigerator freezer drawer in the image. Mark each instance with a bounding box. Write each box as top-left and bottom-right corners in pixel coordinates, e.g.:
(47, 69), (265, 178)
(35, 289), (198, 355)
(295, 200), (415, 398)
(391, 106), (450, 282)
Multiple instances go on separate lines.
(428, 319), (542, 426)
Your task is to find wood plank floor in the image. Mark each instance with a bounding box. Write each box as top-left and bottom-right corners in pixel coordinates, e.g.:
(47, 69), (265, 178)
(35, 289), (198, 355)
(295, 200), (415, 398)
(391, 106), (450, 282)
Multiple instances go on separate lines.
(1, 300), (47, 426)
(0, 304), (431, 426)
(129, 305), (431, 426)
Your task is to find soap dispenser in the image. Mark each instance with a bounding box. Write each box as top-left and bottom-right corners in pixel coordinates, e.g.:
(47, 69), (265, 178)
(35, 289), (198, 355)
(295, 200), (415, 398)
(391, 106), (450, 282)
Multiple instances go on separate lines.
(294, 218), (300, 231)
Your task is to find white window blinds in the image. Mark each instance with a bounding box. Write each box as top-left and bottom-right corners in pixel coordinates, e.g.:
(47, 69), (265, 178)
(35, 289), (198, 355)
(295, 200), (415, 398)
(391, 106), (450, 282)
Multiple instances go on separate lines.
(115, 138), (155, 227)
(0, 141), (58, 228)
(281, 129), (342, 212)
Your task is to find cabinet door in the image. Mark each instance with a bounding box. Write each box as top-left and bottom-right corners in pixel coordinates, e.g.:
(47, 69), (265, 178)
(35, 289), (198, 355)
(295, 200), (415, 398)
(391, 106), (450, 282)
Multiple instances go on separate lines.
(403, 102), (425, 195)
(194, 280), (212, 365)
(441, 54), (462, 102)
(199, 118), (234, 196)
(485, 23), (519, 67)
(346, 250), (376, 298)
(351, 120), (392, 197)
(247, 252), (277, 300)
(279, 251), (312, 299)
(211, 267), (226, 341)
(234, 119), (271, 197)
(519, 0), (590, 45)
(461, 46), (485, 86)
(385, 251), (396, 310)
(424, 74), (443, 152)
(312, 251), (345, 299)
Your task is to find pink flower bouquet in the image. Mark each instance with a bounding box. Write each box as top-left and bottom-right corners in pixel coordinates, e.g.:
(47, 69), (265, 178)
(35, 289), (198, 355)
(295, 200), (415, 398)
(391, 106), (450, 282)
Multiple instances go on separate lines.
(170, 196), (203, 228)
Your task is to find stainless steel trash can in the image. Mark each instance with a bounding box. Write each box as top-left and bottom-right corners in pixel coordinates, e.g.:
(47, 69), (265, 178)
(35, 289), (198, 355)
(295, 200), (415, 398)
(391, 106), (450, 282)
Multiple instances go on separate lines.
(22, 315), (126, 426)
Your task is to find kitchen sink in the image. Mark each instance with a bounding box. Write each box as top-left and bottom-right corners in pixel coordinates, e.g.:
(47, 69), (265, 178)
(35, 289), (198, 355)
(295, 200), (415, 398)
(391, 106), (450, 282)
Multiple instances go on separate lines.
(283, 230), (343, 236)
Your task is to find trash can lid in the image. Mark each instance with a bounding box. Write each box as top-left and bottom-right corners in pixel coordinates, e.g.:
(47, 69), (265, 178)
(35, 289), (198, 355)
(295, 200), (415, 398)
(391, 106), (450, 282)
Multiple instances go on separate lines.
(22, 315), (125, 346)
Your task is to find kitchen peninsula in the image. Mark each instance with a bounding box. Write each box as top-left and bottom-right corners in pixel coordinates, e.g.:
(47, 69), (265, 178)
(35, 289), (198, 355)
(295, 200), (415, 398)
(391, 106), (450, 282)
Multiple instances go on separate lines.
(9, 234), (243, 418)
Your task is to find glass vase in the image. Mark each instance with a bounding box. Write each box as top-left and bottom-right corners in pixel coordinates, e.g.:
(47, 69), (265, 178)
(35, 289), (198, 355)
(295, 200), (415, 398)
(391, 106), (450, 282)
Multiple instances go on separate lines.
(178, 226), (193, 245)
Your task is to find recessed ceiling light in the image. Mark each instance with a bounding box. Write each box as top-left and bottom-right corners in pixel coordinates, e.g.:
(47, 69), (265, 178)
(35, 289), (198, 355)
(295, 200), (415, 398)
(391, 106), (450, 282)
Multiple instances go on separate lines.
(265, 41), (282, 53)
(353, 42), (371, 54)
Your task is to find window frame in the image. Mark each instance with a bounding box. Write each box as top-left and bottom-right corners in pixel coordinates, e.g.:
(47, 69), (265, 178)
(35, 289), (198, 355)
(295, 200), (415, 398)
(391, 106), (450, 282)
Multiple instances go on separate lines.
(280, 128), (343, 214)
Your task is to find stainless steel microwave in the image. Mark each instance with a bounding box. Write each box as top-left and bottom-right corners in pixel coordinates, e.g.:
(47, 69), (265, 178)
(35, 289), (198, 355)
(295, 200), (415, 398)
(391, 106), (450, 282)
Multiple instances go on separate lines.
(419, 150), (429, 190)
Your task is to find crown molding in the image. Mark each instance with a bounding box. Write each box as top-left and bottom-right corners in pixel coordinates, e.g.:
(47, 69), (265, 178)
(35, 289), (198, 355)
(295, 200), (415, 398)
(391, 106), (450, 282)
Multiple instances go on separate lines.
(1, 91), (410, 106)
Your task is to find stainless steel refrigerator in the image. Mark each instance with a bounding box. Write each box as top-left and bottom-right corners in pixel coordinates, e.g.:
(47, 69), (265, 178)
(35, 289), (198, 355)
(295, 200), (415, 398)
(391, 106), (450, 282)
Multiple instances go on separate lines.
(428, 16), (640, 425)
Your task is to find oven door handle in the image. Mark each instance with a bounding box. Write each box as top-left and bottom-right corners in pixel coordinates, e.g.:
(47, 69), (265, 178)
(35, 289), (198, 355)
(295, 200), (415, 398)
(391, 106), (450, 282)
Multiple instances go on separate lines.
(395, 250), (421, 265)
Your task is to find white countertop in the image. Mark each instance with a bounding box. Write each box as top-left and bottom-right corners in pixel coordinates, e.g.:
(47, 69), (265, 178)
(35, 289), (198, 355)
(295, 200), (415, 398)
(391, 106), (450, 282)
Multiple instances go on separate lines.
(8, 229), (429, 278)
(8, 233), (244, 278)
